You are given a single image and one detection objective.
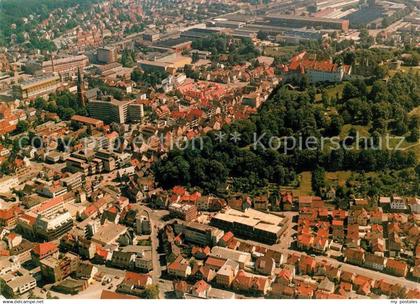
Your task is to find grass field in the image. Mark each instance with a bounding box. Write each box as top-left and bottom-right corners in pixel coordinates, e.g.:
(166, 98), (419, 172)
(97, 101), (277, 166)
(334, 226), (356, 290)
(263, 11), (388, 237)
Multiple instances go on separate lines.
(263, 45), (298, 57)
(315, 83), (346, 102)
(325, 171), (353, 187)
(280, 171), (313, 196)
(339, 124), (370, 139)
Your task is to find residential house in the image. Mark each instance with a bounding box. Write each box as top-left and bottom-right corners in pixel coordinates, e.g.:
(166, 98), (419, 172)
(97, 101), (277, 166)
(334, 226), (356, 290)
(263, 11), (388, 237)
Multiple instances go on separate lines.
(173, 280), (190, 299)
(281, 192), (294, 211)
(74, 262), (98, 284)
(364, 253), (386, 271)
(332, 220), (345, 242)
(312, 236), (329, 253)
(118, 272), (152, 295)
(390, 196), (407, 211)
(385, 259), (408, 277)
(298, 255), (317, 275)
(296, 282), (316, 299)
(348, 209), (369, 226)
(232, 270), (270, 295)
(253, 195), (269, 211)
(325, 265), (341, 283)
(194, 265), (216, 282)
(215, 259), (239, 288)
(191, 280), (211, 298)
(353, 275), (373, 296)
(265, 249), (286, 266)
(255, 256), (275, 276)
(379, 197), (391, 209)
(297, 234), (313, 251)
(168, 257), (192, 278)
(31, 242), (58, 265)
(344, 247), (365, 266)
(276, 267), (293, 286)
(111, 251), (136, 270)
(270, 283), (295, 298)
(318, 277), (335, 293)
(205, 256), (227, 271)
(218, 231), (234, 247)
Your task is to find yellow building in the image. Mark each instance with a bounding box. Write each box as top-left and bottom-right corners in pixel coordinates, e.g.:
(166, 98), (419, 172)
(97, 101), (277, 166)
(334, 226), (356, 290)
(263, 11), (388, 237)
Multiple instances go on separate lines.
(14, 74), (61, 99)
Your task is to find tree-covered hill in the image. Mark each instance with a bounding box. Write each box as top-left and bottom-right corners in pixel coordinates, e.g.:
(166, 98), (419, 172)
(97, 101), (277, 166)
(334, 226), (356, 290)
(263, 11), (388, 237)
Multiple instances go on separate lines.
(153, 71), (420, 195)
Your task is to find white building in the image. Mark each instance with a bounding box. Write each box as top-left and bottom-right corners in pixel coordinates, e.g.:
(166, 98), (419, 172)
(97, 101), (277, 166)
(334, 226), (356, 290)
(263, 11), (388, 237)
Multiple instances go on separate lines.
(2, 273), (37, 295)
(0, 256), (21, 275)
(0, 176), (19, 193)
(390, 196), (408, 211)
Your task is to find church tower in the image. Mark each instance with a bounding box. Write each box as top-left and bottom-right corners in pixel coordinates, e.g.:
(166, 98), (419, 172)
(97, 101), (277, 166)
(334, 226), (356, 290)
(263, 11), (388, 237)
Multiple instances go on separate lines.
(77, 67), (86, 106)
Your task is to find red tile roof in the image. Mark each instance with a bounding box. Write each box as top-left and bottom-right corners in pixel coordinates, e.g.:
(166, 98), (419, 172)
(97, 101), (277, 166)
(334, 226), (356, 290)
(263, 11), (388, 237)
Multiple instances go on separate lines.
(0, 205), (21, 220)
(32, 196), (64, 213)
(221, 231), (234, 242)
(124, 272), (151, 288)
(192, 280), (210, 293)
(32, 242), (58, 256)
(100, 290), (138, 299)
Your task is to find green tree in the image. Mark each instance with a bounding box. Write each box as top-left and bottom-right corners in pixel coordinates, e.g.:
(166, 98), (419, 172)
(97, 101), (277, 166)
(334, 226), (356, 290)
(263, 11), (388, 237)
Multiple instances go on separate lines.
(407, 127), (419, 143)
(143, 284), (159, 299)
(192, 51), (200, 63)
(15, 120), (29, 133)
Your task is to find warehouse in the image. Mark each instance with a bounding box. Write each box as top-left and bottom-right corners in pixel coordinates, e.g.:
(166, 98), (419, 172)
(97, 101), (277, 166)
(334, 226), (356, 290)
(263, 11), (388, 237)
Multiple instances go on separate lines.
(210, 208), (288, 245)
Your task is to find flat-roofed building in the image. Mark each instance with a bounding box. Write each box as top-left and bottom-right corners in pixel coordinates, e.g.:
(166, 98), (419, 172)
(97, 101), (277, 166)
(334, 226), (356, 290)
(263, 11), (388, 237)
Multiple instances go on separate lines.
(97, 47), (117, 64)
(88, 97), (132, 124)
(210, 208), (288, 244)
(0, 256), (21, 275)
(128, 103), (144, 123)
(95, 150), (117, 172)
(61, 172), (83, 191)
(66, 157), (90, 175)
(173, 221), (224, 246)
(2, 272), (36, 295)
(138, 60), (175, 73)
(40, 252), (80, 283)
(210, 246), (251, 268)
(91, 221), (127, 246)
(168, 202), (198, 222)
(42, 55), (89, 75)
(266, 14), (349, 31)
(71, 115), (104, 128)
(13, 74), (61, 99)
(34, 211), (73, 241)
(0, 176), (19, 193)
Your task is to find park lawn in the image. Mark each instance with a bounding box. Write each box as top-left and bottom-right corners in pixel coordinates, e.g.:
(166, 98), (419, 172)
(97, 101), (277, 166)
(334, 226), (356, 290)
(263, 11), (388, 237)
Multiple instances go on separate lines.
(325, 171), (352, 187)
(263, 45), (298, 57)
(294, 171), (313, 196)
(315, 83), (345, 102)
(315, 83), (372, 102)
(339, 124), (370, 139)
(281, 171), (313, 196)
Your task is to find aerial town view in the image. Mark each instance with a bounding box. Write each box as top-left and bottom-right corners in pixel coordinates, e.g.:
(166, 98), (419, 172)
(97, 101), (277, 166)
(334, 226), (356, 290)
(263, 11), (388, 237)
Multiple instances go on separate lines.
(0, 0), (419, 301)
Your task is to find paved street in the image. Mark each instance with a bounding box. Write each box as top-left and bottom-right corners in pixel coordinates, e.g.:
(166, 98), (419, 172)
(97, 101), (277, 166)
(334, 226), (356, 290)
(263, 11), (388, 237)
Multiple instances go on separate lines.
(240, 236), (420, 290)
(142, 206), (171, 298)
